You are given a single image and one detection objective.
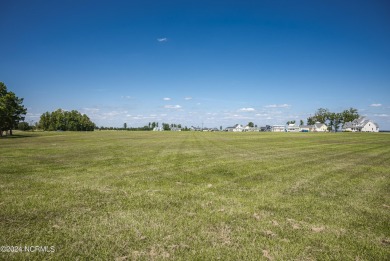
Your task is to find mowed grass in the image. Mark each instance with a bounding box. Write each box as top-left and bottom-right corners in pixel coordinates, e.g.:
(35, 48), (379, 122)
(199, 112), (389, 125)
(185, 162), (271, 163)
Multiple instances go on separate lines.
(0, 131), (389, 260)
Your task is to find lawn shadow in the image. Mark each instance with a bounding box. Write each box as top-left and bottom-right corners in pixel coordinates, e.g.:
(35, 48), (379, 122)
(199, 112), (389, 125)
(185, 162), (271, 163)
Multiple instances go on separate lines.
(0, 133), (37, 139)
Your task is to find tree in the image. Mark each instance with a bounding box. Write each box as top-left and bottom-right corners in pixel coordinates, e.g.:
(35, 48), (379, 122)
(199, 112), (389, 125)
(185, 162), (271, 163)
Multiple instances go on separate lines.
(0, 82), (27, 136)
(300, 120), (304, 126)
(327, 112), (343, 132)
(248, 122), (254, 127)
(307, 117), (315, 125)
(341, 108), (359, 124)
(38, 109), (95, 131)
(286, 120), (296, 125)
(18, 122), (30, 131)
(314, 108), (329, 123)
(162, 123), (170, 131)
(124, 123), (127, 129)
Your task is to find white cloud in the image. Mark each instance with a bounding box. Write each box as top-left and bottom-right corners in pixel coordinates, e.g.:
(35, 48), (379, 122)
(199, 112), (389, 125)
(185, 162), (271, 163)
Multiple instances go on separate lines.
(82, 108), (100, 113)
(239, 108), (255, 112)
(374, 114), (389, 117)
(265, 104), (291, 108)
(184, 97), (192, 100)
(164, 105), (182, 109)
(163, 97), (171, 101)
(255, 113), (269, 117)
(370, 103), (382, 107)
(157, 38), (168, 42)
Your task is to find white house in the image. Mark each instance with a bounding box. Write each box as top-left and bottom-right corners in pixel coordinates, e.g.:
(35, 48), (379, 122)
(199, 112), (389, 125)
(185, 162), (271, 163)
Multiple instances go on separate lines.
(153, 126), (164, 131)
(225, 124), (244, 132)
(343, 117), (379, 132)
(272, 125), (285, 132)
(286, 124), (300, 132)
(244, 126), (260, 132)
(313, 122), (328, 132)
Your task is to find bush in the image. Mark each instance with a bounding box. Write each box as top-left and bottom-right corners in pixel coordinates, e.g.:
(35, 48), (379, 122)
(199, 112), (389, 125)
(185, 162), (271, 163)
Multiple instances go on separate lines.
(17, 122), (31, 131)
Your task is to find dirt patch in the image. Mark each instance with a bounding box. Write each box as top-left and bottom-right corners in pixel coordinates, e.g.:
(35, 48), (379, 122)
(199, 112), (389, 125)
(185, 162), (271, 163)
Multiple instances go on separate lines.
(311, 226), (325, 233)
(262, 249), (273, 260)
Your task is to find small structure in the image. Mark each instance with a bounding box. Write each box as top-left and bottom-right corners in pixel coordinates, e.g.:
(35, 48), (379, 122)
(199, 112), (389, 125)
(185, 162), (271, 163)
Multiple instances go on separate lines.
(342, 117), (379, 132)
(244, 126), (260, 132)
(299, 125), (313, 132)
(261, 125), (272, 132)
(190, 126), (203, 131)
(170, 127), (182, 131)
(286, 124), (300, 132)
(153, 126), (164, 131)
(298, 122), (327, 132)
(271, 125), (286, 132)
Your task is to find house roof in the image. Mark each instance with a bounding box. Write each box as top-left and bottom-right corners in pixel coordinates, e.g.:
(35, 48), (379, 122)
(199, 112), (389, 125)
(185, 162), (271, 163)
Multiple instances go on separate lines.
(314, 123), (326, 128)
(343, 117), (379, 129)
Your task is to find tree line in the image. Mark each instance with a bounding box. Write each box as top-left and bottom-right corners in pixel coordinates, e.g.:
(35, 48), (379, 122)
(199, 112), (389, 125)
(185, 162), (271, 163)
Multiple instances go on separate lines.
(307, 107), (359, 132)
(39, 109), (96, 131)
(0, 82), (27, 136)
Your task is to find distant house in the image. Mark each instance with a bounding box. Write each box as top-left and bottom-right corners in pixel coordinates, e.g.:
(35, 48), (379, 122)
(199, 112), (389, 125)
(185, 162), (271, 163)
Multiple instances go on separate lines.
(244, 126), (260, 132)
(271, 125), (285, 132)
(171, 127), (182, 131)
(225, 124), (244, 132)
(299, 125), (313, 132)
(342, 117), (379, 132)
(261, 125), (272, 132)
(153, 126), (164, 131)
(190, 126), (202, 131)
(313, 122), (328, 132)
(298, 122), (327, 132)
(286, 124), (300, 132)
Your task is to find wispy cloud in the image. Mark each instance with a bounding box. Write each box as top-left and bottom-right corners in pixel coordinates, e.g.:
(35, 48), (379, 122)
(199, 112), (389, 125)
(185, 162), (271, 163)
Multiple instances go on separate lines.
(184, 97), (192, 100)
(370, 103), (382, 107)
(255, 113), (269, 117)
(239, 107), (255, 112)
(164, 105), (182, 109)
(163, 97), (171, 101)
(82, 108), (100, 113)
(374, 113), (388, 117)
(265, 104), (291, 108)
(157, 38), (168, 42)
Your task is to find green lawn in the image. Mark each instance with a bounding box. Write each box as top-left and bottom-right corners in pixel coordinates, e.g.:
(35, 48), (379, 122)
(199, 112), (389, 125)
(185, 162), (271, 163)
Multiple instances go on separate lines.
(1, 131), (389, 260)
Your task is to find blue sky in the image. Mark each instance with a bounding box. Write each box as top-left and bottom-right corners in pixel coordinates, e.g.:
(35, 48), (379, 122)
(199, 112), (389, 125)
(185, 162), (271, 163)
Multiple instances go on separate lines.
(1, 0), (390, 129)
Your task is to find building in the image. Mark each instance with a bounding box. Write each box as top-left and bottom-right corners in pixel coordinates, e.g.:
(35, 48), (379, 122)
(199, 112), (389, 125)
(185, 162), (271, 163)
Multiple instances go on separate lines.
(299, 125), (313, 132)
(286, 124), (300, 132)
(271, 125), (286, 132)
(244, 126), (260, 132)
(313, 122), (328, 132)
(342, 117), (379, 132)
(298, 122), (328, 132)
(225, 124), (244, 132)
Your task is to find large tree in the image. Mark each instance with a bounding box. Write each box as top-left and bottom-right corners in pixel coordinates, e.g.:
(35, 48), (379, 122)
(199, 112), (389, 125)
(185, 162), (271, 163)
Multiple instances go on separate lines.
(341, 107), (359, 124)
(38, 109), (96, 131)
(0, 82), (27, 136)
(307, 108), (329, 124)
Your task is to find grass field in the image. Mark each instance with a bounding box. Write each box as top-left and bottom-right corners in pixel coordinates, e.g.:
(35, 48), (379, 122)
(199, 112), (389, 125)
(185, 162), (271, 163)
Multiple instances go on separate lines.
(0, 131), (389, 260)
